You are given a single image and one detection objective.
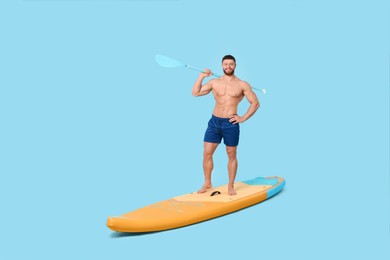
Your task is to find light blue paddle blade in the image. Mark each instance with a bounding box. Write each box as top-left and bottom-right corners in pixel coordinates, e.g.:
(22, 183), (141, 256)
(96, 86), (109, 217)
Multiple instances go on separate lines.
(155, 54), (185, 68)
(155, 55), (221, 77)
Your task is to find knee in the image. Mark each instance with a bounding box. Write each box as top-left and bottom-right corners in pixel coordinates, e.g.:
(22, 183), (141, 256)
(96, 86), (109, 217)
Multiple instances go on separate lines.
(203, 151), (213, 160)
(226, 149), (237, 160)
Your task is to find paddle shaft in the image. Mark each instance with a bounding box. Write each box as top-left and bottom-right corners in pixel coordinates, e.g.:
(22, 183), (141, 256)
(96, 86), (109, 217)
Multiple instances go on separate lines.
(186, 65), (221, 78)
(155, 55), (266, 94)
(186, 65), (265, 93)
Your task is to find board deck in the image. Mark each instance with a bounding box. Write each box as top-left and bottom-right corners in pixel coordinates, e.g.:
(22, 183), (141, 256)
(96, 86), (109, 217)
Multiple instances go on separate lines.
(107, 176), (285, 233)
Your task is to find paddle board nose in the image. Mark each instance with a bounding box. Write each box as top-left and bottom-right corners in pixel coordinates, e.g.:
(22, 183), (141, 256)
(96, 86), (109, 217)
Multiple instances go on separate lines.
(106, 217), (116, 228)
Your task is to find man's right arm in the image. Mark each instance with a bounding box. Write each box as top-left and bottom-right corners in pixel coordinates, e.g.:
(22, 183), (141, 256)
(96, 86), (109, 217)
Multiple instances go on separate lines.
(192, 69), (213, 97)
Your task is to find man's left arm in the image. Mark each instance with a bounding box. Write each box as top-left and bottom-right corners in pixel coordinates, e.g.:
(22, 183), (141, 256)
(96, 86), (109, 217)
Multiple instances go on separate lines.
(229, 82), (260, 124)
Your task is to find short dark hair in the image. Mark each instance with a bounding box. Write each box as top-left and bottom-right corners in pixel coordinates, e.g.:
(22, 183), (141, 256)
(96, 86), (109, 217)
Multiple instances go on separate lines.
(222, 55), (236, 63)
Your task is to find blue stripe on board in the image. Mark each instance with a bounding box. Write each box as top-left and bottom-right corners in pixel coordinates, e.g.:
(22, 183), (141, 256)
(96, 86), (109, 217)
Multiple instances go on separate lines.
(242, 177), (279, 186)
(266, 179), (286, 199)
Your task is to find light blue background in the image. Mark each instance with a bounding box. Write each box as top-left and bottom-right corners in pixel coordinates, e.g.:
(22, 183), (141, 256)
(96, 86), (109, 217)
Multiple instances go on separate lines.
(1, 0), (389, 259)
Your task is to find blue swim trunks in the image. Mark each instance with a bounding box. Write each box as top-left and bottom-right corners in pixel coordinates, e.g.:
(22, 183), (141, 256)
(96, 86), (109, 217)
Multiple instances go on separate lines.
(204, 115), (240, 146)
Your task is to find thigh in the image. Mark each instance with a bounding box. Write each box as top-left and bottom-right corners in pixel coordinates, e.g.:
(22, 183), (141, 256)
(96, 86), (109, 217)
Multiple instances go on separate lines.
(221, 122), (240, 147)
(203, 121), (222, 144)
(204, 142), (219, 155)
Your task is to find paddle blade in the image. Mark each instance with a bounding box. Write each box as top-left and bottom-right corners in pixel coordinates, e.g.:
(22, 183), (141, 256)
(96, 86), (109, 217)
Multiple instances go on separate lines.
(155, 54), (185, 68)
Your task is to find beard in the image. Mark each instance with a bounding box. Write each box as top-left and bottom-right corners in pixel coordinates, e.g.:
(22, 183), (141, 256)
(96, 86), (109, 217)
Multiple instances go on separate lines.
(223, 68), (235, 76)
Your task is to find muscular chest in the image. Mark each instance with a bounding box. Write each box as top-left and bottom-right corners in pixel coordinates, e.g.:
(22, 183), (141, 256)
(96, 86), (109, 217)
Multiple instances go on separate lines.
(212, 83), (243, 99)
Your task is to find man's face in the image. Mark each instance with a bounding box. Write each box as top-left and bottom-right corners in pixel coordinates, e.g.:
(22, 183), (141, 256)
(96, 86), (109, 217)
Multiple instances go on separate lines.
(222, 59), (236, 76)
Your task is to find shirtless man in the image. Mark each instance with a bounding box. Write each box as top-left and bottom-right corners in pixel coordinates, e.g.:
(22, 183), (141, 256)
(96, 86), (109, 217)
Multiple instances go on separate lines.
(192, 55), (260, 196)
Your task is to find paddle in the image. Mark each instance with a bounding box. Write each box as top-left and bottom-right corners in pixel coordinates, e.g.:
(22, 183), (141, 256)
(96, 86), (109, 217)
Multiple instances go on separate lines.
(155, 54), (267, 94)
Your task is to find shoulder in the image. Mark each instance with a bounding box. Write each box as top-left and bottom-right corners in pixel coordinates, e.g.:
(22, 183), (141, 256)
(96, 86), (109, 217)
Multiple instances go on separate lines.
(202, 78), (218, 90)
(238, 79), (252, 90)
(207, 78), (220, 86)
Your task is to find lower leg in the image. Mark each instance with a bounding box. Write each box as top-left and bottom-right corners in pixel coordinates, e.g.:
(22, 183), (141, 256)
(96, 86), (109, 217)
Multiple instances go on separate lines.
(197, 156), (213, 192)
(227, 146), (238, 195)
(198, 142), (218, 193)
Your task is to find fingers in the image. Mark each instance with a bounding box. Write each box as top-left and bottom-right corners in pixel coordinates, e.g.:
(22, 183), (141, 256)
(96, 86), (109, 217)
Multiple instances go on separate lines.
(203, 68), (212, 77)
(229, 114), (240, 124)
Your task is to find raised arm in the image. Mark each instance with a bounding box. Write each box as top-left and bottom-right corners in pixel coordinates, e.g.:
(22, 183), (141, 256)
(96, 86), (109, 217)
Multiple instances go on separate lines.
(192, 69), (213, 97)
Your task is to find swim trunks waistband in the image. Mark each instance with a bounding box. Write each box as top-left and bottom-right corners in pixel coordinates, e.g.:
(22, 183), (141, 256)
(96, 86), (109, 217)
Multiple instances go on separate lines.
(211, 114), (231, 121)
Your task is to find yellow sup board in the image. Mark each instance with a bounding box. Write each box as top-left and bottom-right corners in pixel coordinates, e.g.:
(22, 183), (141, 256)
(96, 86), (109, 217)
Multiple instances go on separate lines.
(107, 176), (285, 233)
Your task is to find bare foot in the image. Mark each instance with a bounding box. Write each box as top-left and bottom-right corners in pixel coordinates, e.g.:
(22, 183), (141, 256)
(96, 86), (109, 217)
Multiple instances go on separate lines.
(197, 183), (212, 194)
(228, 185), (237, 196)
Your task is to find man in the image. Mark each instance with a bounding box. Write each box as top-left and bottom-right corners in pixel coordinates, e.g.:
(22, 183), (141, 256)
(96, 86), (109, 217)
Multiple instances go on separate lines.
(192, 55), (260, 196)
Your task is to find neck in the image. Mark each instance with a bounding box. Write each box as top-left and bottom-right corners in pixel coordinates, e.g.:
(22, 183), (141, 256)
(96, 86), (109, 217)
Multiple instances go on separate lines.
(223, 74), (236, 81)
